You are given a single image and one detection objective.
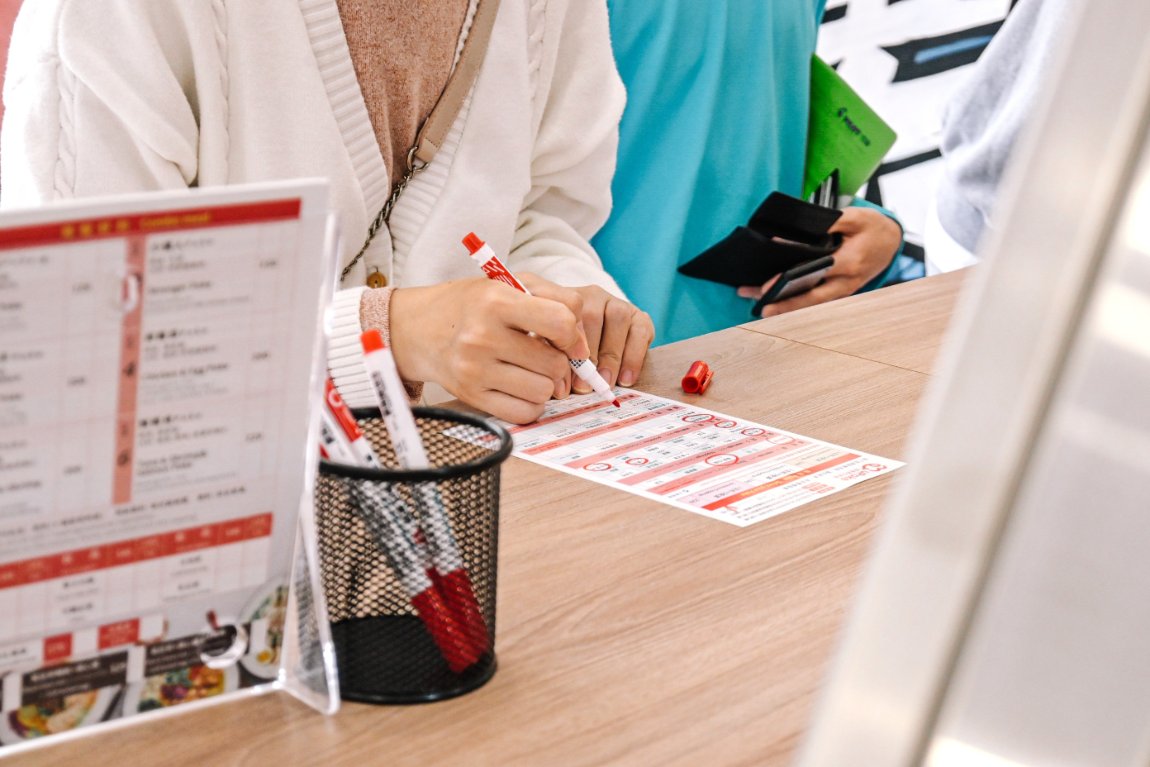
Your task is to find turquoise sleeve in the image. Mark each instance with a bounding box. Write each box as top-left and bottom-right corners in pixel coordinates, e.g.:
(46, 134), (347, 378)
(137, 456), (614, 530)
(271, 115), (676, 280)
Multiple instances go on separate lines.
(848, 196), (905, 292)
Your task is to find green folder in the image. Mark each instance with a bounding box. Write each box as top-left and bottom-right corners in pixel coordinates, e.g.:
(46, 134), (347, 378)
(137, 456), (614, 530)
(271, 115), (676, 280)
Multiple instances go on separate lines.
(803, 55), (897, 201)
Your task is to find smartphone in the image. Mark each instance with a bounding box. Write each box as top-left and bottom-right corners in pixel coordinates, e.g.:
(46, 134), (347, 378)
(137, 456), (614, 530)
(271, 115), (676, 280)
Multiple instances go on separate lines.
(751, 255), (835, 318)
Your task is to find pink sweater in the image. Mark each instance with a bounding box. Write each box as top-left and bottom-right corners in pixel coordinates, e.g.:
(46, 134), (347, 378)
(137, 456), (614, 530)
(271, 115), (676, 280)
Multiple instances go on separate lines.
(337, 0), (469, 398)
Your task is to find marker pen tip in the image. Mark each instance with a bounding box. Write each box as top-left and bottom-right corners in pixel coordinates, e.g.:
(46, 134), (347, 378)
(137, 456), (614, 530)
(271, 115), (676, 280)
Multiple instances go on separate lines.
(612, 398), (621, 408)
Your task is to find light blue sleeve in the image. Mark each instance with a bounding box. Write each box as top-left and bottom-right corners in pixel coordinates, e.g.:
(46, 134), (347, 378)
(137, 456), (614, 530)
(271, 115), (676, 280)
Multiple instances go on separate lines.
(849, 197), (906, 291)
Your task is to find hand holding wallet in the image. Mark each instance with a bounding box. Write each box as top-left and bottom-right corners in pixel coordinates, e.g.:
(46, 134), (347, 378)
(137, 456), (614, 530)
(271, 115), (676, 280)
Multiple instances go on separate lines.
(677, 192), (843, 289)
(750, 254), (835, 318)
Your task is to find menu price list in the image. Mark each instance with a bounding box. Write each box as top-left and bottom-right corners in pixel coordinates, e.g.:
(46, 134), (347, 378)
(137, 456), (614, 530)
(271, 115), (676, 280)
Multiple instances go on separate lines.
(0, 198), (302, 642)
(0, 187), (331, 748)
(0, 514), (272, 642)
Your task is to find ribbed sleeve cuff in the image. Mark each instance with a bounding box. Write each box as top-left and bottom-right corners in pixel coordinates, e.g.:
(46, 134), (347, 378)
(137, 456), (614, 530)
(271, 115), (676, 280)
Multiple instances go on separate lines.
(327, 286), (375, 408)
(326, 286), (425, 408)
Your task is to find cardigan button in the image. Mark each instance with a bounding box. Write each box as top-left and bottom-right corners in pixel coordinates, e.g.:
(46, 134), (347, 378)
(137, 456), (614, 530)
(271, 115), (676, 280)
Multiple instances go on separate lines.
(366, 271), (388, 288)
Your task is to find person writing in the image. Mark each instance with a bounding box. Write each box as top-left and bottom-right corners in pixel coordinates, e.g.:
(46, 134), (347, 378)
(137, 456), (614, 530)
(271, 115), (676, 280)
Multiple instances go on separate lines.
(0, 0), (653, 424)
(592, 0), (903, 345)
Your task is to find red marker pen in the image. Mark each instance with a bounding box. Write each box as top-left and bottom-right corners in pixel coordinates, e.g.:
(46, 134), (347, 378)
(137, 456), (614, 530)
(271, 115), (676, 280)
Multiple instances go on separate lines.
(321, 378), (433, 570)
(348, 483), (480, 672)
(463, 232), (621, 409)
(317, 455), (471, 671)
(318, 411), (356, 464)
(324, 377), (381, 468)
(360, 329), (491, 657)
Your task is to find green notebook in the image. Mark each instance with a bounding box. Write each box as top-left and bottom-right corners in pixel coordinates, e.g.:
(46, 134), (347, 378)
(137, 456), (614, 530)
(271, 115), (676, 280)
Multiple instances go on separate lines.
(803, 55), (897, 201)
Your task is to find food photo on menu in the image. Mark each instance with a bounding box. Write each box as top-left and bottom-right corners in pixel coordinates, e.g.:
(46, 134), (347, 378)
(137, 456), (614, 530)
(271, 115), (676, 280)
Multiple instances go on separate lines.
(0, 688), (119, 745)
(0, 576), (289, 747)
(126, 664), (238, 714)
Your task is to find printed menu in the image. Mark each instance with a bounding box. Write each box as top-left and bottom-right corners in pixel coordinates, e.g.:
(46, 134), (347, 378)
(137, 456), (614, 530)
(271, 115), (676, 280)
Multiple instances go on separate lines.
(502, 390), (904, 527)
(0, 181), (335, 751)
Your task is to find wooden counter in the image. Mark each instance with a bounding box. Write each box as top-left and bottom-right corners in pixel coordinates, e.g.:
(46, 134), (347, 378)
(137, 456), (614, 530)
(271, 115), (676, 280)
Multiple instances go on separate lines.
(27, 270), (970, 767)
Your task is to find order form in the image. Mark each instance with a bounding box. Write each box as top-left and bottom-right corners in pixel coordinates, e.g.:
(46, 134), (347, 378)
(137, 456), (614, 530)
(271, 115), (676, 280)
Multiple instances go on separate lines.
(502, 390), (903, 527)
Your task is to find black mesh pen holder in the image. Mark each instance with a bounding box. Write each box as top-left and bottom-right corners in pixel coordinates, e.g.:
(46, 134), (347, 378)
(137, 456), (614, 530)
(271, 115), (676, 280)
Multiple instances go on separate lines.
(316, 407), (512, 704)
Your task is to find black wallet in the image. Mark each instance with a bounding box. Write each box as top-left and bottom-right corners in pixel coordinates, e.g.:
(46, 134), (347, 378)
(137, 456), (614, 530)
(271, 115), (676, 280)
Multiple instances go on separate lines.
(677, 192), (843, 288)
(750, 254), (835, 317)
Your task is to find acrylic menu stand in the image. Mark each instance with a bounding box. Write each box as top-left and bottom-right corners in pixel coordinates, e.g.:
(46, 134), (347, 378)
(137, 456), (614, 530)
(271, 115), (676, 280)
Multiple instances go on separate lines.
(0, 180), (341, 756)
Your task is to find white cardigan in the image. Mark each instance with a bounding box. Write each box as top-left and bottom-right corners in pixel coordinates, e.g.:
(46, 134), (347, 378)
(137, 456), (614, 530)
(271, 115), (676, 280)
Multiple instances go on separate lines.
(1, 0), (626, 400)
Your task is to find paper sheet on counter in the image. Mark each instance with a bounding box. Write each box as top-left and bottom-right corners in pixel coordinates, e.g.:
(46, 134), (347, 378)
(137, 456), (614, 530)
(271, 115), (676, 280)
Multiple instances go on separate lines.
(501, 390), (903, 527)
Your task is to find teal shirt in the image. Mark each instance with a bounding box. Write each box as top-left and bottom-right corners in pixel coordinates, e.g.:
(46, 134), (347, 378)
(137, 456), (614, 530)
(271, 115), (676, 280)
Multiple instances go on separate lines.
(594, 1), (828, 345)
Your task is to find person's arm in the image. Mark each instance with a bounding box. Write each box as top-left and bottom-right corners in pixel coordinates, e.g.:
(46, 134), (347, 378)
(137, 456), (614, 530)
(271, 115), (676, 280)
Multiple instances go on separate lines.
(0, 2), (626, 424)
(0, 0), (216, 205)
(729, 0), (900, 319)
(0, 3), (414, 409)
(505, 0), (653, 389)
(322, 271), (611, 424)
(840, 197), (906, 292)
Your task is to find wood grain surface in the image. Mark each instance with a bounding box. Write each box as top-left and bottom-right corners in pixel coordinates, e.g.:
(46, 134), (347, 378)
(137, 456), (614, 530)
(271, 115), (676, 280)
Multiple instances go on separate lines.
(17, 273), (962, 767)
(741, 267), (970, 375)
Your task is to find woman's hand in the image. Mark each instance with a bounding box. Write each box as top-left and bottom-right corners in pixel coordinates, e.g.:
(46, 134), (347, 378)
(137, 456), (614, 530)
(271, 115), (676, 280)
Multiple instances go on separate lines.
(738, 206), (902, 318)
(388, 277), (590, 424)
(522, 276), (654, 391)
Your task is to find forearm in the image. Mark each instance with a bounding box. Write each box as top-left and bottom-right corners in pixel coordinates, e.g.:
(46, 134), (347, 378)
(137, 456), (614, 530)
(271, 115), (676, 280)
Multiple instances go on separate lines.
(511, 0), (627, 296)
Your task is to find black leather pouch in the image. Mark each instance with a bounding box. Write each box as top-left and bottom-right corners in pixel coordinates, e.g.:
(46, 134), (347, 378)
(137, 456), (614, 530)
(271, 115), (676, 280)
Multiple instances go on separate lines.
(678, 192), (843, 287)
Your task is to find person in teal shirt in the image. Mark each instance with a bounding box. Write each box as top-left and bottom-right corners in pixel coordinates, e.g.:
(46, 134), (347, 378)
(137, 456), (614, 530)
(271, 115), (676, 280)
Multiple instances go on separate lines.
(594, 1), (904, 346)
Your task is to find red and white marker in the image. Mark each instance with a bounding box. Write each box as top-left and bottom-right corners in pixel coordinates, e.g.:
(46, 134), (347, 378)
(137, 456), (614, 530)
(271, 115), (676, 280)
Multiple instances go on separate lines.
(463, 232), (620, 409)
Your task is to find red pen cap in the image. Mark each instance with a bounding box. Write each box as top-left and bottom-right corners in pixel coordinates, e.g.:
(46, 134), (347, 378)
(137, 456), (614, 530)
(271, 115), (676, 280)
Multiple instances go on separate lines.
(681, 360), (714, 394)
(462, 232), (485, 254)
(360, 329), (385, 353)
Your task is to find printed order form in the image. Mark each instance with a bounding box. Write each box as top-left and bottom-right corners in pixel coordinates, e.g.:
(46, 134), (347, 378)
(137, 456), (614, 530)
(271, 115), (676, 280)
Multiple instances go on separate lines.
(503, 390), (904, 527)
(0, 182), (332, 750)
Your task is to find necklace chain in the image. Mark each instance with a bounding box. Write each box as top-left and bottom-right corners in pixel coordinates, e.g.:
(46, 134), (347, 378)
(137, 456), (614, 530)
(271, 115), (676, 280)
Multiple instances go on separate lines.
(340, 148), (429, 283)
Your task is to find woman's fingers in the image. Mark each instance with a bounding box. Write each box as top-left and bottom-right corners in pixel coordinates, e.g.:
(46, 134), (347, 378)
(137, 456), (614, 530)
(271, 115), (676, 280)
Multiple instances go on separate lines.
(387, 278), (583, 421)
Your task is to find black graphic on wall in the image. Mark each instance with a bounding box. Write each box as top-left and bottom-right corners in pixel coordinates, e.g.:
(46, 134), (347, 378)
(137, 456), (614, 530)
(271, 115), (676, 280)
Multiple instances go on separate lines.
(882, 22), (1004, 83)
(823, 3), (847, 23)
(818, 0), (1013, 262)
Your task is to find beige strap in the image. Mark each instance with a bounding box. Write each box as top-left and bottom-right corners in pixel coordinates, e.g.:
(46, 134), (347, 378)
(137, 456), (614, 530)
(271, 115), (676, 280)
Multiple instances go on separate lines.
(411, 0), (501, 167)
(342, 0), (502, 282)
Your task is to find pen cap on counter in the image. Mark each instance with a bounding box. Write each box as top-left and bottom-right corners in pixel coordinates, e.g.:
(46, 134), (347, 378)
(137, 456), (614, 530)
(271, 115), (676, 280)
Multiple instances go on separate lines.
(314, 407), (511, 704)
(681, 361), (714, 394)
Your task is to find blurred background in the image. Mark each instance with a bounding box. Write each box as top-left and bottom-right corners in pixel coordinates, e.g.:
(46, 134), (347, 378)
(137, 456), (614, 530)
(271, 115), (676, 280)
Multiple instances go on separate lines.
(817, 0), (1016, 280)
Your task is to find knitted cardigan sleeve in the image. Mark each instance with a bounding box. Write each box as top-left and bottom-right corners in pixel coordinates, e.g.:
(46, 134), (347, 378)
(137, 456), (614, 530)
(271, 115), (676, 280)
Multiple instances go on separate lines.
(504, 0), (628, 298)
(0, 0), (235, 205)
(327, 286), (423, 408)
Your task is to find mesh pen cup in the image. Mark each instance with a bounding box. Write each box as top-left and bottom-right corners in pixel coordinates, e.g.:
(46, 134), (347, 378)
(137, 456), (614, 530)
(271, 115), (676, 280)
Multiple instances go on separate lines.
(315, 407), (511, 704)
